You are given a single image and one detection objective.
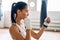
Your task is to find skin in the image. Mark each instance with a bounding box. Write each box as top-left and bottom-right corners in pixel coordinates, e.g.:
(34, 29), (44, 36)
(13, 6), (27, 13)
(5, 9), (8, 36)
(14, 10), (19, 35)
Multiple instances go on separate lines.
(9, 6), (51, 40)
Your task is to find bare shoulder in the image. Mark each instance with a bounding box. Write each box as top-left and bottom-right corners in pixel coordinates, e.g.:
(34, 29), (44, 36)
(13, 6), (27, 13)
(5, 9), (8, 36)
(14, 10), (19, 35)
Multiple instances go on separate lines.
(10, 24), (16, 29)
(9, 24), (17, 32)
(9, 23), (20, 33)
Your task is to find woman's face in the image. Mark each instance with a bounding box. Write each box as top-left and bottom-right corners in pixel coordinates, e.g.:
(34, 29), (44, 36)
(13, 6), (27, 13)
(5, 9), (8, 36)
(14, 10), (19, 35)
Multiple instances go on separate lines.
(17, 6), (29, 19)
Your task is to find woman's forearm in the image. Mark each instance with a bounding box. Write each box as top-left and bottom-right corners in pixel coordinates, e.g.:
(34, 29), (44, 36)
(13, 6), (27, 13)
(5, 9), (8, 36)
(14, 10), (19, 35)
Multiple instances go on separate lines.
(37, 26), (46, 39)
(31, 26), (46, 39)
(25, 26), (46, 40)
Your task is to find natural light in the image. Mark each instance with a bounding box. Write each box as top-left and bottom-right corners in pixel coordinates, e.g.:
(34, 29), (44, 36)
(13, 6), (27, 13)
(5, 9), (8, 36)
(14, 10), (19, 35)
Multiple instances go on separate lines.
(2, 0), (60, 12)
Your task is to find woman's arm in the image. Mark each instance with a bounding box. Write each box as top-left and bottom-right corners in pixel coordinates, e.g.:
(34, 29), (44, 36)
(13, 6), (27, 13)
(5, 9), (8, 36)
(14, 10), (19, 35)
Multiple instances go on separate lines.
(9, 25), (24, 40)
(31, 17), (50, 39)
(25, 29), (31, 40)
(31, 26), (46, 39)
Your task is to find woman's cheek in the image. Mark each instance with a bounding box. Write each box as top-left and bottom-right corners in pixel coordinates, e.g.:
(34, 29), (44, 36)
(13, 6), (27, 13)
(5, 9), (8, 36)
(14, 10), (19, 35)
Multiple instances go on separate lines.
(22, 13), (27, 18)
(24, 13), (27, 17)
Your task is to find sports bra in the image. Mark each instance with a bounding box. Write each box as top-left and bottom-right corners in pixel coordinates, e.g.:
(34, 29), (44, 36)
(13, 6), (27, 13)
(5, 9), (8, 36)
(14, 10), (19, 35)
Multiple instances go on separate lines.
(16, 22), (26, 39)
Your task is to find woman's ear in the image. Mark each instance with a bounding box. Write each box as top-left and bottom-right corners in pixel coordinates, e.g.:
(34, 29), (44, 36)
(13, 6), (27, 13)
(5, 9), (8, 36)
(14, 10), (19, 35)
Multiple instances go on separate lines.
(17, 9), (21, 14)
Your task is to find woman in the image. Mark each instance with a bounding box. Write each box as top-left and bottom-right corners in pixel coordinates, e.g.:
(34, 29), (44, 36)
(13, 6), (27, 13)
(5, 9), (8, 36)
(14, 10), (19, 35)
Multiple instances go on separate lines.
(9, 2), (50, 40)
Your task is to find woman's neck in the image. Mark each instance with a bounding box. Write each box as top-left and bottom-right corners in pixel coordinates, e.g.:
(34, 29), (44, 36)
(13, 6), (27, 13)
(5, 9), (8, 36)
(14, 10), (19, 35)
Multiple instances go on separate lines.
(16, 17), (22, 25)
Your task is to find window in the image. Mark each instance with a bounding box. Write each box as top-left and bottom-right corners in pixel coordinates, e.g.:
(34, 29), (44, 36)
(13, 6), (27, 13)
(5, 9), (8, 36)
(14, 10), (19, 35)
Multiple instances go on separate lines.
(0, 0), (2, 20)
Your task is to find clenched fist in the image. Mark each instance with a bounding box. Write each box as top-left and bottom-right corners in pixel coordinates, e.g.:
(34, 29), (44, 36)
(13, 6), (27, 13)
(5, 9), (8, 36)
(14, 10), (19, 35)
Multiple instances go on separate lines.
(43, 17), (51, 28)
(45, 17), (51, 24)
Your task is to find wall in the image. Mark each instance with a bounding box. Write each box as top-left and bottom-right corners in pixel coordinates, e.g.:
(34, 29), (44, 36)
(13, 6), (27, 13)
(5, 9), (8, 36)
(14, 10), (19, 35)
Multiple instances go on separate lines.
(2, 11), (60, 28)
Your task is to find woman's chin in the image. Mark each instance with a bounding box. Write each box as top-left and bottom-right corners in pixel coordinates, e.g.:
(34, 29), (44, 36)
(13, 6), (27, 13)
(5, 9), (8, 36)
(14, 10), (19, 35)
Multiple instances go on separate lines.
(23, 18), (26, 19)
(23, 16), (27, 19)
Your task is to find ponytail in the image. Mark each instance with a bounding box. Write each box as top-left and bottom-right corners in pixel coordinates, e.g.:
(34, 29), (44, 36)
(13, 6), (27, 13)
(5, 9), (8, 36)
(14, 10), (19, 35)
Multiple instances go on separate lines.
(11, 3), (16, 23)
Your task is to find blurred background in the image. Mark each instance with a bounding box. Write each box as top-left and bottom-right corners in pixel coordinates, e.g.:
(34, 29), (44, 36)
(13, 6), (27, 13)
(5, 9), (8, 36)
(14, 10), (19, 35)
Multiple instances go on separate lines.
(0, 0), (60, 40)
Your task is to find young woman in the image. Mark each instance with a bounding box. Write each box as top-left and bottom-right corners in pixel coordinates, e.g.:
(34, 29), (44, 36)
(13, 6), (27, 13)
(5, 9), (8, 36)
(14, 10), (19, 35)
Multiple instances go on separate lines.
(9, 2), (50, 40)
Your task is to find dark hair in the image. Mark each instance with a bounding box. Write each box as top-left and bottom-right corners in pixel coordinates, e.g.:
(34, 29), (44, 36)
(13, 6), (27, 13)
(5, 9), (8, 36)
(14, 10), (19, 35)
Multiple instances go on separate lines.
(11, 2), (27, 23)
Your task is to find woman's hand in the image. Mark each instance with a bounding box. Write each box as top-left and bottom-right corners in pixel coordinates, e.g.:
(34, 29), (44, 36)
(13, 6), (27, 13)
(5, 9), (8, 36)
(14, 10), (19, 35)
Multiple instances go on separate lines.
(43, 17), (51, 28)
(45, 17), (51, 24)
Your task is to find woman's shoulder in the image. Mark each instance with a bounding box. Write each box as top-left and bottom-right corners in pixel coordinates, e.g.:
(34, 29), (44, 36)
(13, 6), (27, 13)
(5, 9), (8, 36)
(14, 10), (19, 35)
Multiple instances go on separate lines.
(9, 23), (17, 31)
(9, 23), (20, 32)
